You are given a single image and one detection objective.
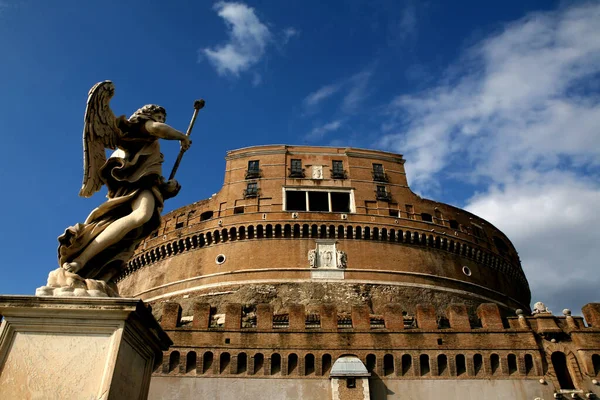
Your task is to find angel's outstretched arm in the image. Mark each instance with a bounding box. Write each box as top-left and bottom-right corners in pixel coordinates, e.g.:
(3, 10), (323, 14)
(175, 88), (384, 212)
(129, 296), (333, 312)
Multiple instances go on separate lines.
(145, 121), (191, 150)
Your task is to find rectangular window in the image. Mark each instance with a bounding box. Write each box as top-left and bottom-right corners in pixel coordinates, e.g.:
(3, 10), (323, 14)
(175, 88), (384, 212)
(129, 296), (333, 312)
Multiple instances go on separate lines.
(331, 192), (350, 212)
(246, 160), (260, 179)
(289, 159), (304, 177)
(283, 189), (354, 213)
(471, 223), (485, 239)
(308, 191), (329, 211)
(331, 160), (345, 179)
(373, 163), (387, 182)
(376, 185), (391, 201)
(389, 209), (399, 217)
(244, 182), (258, 198)
(405, 204), (415, 219)
(286, 191), (307, 211)
(234, 206), (244, 214)
(175, 222), (184, 229)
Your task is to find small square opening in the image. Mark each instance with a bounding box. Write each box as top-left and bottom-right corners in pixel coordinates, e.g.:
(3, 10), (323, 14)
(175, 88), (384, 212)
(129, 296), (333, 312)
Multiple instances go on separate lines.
(346, 378), (356, 388)
(234, 206), (244, 214)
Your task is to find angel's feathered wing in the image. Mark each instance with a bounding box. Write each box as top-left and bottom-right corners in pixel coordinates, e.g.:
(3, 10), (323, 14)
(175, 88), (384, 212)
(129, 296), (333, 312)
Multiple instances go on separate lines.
(79, 81), (122, 198)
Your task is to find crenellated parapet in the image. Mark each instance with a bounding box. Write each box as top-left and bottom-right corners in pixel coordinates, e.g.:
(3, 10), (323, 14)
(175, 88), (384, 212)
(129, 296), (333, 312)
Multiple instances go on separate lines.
(153, 301), (600, 391)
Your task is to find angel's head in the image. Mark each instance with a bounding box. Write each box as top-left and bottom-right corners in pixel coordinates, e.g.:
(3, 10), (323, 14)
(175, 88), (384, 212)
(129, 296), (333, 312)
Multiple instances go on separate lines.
(130, 104), (167, 123)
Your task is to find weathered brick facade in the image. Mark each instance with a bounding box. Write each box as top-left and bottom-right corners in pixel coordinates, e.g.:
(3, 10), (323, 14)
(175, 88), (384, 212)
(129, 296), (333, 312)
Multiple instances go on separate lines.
(116, 146), (600, 399)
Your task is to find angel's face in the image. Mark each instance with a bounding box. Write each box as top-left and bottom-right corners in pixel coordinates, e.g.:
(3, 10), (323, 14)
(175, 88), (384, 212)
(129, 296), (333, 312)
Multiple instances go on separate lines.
(153, 112), (166, 123)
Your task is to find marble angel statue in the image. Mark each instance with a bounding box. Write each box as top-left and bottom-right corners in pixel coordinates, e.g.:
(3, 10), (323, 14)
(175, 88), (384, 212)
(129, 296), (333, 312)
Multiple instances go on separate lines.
(37, 81), (202, 297)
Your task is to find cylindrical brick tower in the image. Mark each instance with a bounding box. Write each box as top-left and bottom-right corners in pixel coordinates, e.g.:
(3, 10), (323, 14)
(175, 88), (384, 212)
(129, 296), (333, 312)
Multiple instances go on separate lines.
(117, 145), (530, 316)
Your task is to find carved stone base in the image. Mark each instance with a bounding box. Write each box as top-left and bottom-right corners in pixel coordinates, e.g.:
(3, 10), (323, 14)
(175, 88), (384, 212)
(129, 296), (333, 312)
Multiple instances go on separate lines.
(36, 267), (119, 297)
(0, 296), (172, 400)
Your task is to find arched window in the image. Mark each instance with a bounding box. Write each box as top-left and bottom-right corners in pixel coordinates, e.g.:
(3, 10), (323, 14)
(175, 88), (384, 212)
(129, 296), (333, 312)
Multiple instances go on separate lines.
(322, 354), (332, 376)
(401, 354), (412, 376)
(372, 227), (379, 240)
(329, 225), (336, 239)
(364, 227), (371, 240)
(257, 225), (263, 238)
(271, 353), (281, 375)
(305, 354), (315, 376)
(200, 211), (213, 221)
(248, 225), (255, 239)
(288, 353), (298, 375)
(202, 351), (213, 374)
(456, 354), (466, 376)
(239, 226), (246, 240)
(311, 224), (318, 237)
(237, 352), (247, 374)
(293, 224), (300, 238)
(551, 352), (575, 389)
(284, 224), (291, 238)
(384, 354), (394, 376)
(525, 354), (534, 376)
(220, 352), (230, 374)
(221, 229), (228, 242)
(337, 225), (344, 239)
(438, 354), (448, 376)
(508, 354), (517, 375)
(302, 224), (309, 238)
(320, 225), (327, 238)
(356, 226), (362, 239)
(254, 353), (264, 375)
(490, 354), (500, 375)
(420, 354), (430, 376)
(381, 228), (388, 241)
(186, 351), (197, 374)
(169, 351), (180, 373)
(473, 354), (483, 376)
(366, 354), (376, 373)
(346, 226), (353, 239)
(275, 224), (282, 238)
(421, 213), (433, 222)
(229, 227), (237, 241)
(593, 354), (600, 376)
(266, 224), (273, 238)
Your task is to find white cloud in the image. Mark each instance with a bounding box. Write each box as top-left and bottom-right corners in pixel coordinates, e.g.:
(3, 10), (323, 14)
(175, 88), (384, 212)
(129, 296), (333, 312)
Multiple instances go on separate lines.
(303, 84), (343, 108)
(305, 120), (343, 141)
(283, 27), (300, 44)
(379, 3), (600, 312)
(202, 2), (272, 77)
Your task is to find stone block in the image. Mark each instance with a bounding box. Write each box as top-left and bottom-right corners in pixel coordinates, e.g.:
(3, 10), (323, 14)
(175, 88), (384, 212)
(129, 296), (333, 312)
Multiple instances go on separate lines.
(256, 304), (273, 330)
(288, 304), (306, 330)
(192, 302), (211, 329)
(477, 303), (504, 329)
(0, 296), (171, 400)
(351, 305), (371, 330)
(384, 303), (404, 330)
(224, 303), (242, 330)
(162, 302), (182, 329)
(446, 304), (471, 330)
(320, 304), (337, 330)
(416, 305), (437, 330)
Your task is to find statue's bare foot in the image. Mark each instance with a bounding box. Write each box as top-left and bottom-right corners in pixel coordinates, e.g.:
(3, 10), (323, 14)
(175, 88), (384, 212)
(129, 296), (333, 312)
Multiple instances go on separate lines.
(62, 261), (83, 274)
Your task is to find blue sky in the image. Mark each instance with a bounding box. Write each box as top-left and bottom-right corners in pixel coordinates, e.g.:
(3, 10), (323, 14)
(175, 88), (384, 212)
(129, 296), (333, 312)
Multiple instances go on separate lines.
(0, 0), (598, 315)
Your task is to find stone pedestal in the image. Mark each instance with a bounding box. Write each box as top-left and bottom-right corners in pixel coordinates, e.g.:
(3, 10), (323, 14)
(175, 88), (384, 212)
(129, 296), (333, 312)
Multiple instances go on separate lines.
(0, 296), (171, 400)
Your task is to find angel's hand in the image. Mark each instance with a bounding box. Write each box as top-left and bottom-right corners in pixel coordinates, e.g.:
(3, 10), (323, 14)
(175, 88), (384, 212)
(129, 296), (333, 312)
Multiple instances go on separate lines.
(180, 136), (192, 151)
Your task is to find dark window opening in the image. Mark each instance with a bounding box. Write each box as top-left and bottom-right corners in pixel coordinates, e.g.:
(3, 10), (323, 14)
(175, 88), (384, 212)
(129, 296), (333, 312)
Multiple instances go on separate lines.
(347, 378), (356, 388)
(421, 213), (433, 222)
(169, 351), (180, 372)
(405, 204), (415, 219)
(289, 159), (304, 178)
(286, 191), (307, 211)
(420, 354), (430, 376)
(254, 353), (264, 374)
(449, 219), (459, 229)
(593, 354), (600, 376)
(246, 160), (260, 179)
(525, 354), (534, 375)
(372, 163), (387, 182)
(389, 209), (399, 217)
(474, 354), (483, 376)
(552, 352), (575, 390)
(438, 354), (448, 376)
(202, 352), (213, 374)
(384, 354), (394, 376)
(305, 354), (315, 375)
(491, 354), (500, 375)
(456, 354), (466, 376)
(271, 353), (281, 375)
(322, 354), (332, 375)
(331, 192), (350, 212)
(493, 236), (510, 254)
(366, 354), (376, 373)
(234, 206), (244, 214)
(200, 211), (213, 221)
(435, 209), (444, 225)
(308, 191), (329, 212)
(331, 160), (346, 179)
(376, 185), (391, 201)
(401, 354), (412, 376)
(219, 352), (230, 373)
(508, 354), (517, 375)
(244, 182), (258, 198)
(175, 222), (184, 229)
(237, 353), (247, 374)
(471, 224), (485, 239)
(151, 230), (159, 238)
(288, 354), (298, 375)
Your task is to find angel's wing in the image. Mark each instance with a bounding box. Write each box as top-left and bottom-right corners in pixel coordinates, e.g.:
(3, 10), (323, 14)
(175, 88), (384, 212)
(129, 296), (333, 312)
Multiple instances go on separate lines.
(79, 81), (122, 198)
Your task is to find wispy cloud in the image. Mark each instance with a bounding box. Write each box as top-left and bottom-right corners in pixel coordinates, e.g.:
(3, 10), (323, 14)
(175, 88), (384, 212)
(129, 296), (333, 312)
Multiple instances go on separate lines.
(302, 69), (373, 114)
(201, 2), (297, 79)
(305, 120), (343, 141)
(282, 27), (300, 44)
(303, 84), (343, 108)
(379, 3), (600, 312)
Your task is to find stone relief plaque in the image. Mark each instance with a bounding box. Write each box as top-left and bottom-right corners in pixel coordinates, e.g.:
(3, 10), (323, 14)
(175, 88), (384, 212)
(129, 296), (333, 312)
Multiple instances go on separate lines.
(308, 240), (347, 270)
(312, 165), (323, 180)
